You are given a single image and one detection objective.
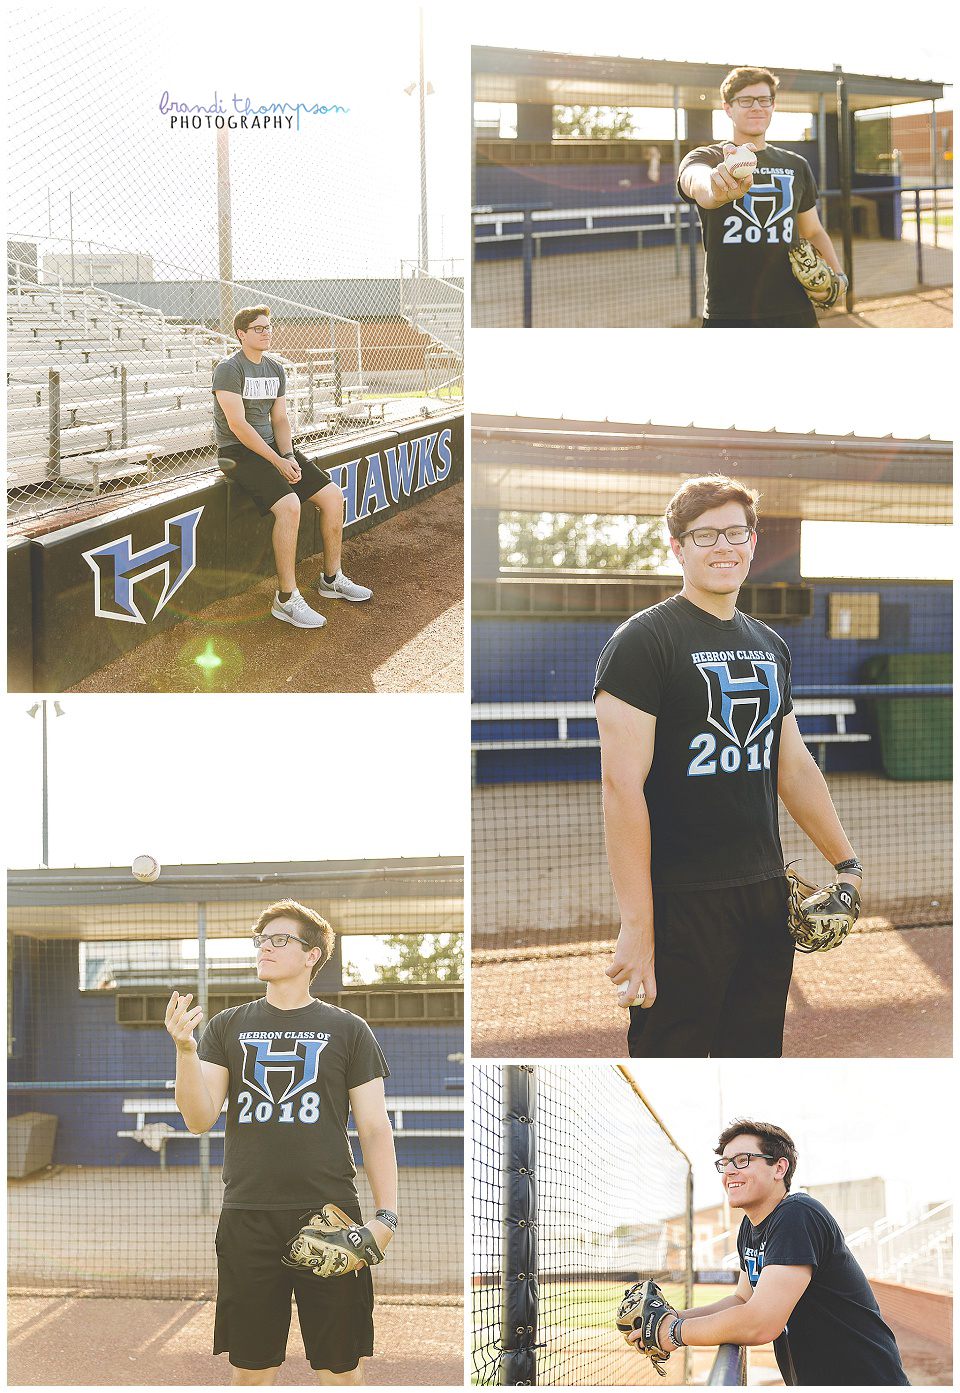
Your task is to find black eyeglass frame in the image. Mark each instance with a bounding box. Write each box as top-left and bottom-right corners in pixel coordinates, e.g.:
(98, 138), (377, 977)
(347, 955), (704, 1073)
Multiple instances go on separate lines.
(251, 932), (312, 950)
(677, 525), (755, 547)
(714, 1151), (779, 1174)
(731, 96), (774, 108)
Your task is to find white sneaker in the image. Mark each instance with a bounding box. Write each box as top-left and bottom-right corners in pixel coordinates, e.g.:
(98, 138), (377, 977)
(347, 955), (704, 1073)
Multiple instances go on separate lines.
(316, 569), (373, 602)
(271, 589), (327, 628)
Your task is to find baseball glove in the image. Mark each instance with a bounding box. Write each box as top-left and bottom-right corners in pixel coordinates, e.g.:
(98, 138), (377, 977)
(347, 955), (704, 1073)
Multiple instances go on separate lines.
(786, 867), (860, 953)
(615, 1280), (676, 1378)
(281, 1203), (384, 1279)
(788, 238), (848, 309)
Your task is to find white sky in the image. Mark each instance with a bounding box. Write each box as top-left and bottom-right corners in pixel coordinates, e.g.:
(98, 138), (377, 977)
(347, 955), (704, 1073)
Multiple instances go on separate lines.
(7, 695), (467, 869)
(633, 1060), (956, 1215)
(471, 4), (952, 99)
(8, 2), (468, 277)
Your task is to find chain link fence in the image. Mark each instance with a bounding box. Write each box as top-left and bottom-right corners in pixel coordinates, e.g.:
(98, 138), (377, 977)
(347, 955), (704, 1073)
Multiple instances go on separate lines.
(8, 7), (463, 533)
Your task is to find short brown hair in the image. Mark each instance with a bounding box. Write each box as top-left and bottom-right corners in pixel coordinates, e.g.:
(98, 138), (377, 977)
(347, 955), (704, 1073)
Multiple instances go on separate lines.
(234, 305), (271, 340)
(665, 474), (759, 539)
(715, 1118), (798, 1191)
(252, 899), (335, 982)
(721, 67), (779, 105)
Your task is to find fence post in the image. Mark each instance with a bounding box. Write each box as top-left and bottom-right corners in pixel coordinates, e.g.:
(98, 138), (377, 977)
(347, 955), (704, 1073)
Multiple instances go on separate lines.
(47, 369), (61, 481)
(835, 66), (854, 310)
(688, 207), (699, 321)
(197, 902), (210, 1216)
(120, 364), (128, 448)
(501, 1064), (537, 1385)
(521, 210), (534, 329)
(914, 190), (924, 286)
(332, 352), (342, 408)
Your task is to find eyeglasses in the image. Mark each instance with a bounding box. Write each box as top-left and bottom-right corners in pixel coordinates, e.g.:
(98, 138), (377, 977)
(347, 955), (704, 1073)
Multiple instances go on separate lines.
(714, 1152), (778, 1174)
(252, 933), (311, 949)
(678, 526), (753, 547)
(245, 324), (272, 334)
(732, 96), (774, 108)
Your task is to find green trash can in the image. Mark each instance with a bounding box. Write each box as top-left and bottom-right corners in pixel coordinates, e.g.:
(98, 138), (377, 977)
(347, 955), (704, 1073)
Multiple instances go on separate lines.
(7, 1111), (58, 1178)
(859, 653), (952, 781)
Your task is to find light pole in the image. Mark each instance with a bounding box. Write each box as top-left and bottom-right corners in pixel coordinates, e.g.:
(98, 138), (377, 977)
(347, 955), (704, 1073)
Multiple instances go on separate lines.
(26, 700), (65, 866)
(405, 8), (434, 272)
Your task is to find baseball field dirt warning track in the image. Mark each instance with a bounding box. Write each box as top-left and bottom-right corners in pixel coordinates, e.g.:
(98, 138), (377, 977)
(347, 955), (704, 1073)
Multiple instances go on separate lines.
(64, 481), (463, 693)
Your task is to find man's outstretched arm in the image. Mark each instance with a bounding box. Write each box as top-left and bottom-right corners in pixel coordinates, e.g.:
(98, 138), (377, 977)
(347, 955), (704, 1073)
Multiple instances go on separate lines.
(631, 1266), (812, 1351)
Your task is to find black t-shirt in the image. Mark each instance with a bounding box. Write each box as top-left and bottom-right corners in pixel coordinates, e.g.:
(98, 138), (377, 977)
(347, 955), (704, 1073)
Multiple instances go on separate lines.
(678, 144), (818, 320)
(594, 595), (792, 891)
(212, 350), (286, 448)
(197, 996), (390, 1210)
(738, 1193), (910, 1386)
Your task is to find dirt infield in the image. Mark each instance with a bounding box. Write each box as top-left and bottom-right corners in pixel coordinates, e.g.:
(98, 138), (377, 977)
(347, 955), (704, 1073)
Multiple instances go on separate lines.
(821, 287), (952, 328)
(68, 482), (463, 693)
(7, 1296), (463, 1386)
(471, 924), (951, 1058)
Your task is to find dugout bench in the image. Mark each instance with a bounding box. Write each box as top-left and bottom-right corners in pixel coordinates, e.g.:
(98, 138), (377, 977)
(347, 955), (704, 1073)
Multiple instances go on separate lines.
(470, 699), (869, 774)
(119, 1093), (464, 1168)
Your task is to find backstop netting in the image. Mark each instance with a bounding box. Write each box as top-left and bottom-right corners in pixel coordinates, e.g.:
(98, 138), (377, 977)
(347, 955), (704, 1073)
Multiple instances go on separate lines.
(8, 859), (464, 1304)
(472, 1064), (693, 1385)
(472, 60), (951, 329)
(472, 417), (952, 965)
(8, 7), (463, 532)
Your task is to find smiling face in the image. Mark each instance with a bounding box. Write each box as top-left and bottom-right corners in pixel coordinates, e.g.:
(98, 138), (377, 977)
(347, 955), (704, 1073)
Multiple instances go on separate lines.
(237, 314), (273, 357)
(724, 81), (775, 147)
(719, 1133), (787, 1214)
(670, 501), (756, 608)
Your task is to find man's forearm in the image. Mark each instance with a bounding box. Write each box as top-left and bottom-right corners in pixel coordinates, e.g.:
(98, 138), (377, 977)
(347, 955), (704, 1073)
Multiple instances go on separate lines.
(174, 1050), (220, 1134)
(677, 1293), (746, 1320)
(673, 1300), (776, 1349)
(681, 166), (725, 211)
(271, 412), (294, 457)
(228, 416), (287, 466)
(778, 751), (858, 874)
(358, 1117), (398, 1213)
(601, 777), (655, 935)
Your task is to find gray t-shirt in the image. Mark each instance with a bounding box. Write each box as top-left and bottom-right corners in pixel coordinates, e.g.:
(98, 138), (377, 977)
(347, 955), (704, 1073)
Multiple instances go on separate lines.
(212, 350), (286, 449)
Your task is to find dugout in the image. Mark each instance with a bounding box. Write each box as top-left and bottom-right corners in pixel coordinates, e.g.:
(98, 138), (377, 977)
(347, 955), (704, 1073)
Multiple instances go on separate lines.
(7, 858), (464, 1173)
(8, 411), (463, 692)
(472, 414), (952, 779)
(473, 48), (947, 254)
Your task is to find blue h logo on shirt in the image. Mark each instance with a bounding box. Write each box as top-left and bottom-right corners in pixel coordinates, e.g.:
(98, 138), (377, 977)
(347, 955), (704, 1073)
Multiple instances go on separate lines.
(240, 1038), (328, 1104)
(698, 660), (781, 746)
(82, 506), (204, 624)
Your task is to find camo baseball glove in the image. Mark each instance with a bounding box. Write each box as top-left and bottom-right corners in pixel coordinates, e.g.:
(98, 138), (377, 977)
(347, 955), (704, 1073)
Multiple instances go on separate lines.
(615, 1280), (676, 1378)
(786, 866), (860, 953)
(788, 238), (848, 309)
(281, 1203), (384, 1278)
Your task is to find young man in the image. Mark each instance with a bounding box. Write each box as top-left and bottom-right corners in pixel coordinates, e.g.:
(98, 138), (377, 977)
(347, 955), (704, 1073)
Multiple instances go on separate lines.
(214, 307), (372, 629)
(626, 1120), (910, 1386)
(594, 474), (862, 1057)
(678, 67), (843, 326)
(165, 900), (397, 1385)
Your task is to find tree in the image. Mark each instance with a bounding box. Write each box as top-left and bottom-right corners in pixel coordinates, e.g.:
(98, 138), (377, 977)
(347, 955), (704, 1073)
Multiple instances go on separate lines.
(499, 512), (668, 572)
(553, 106), (636, 140)
(342, 933), (463, 986)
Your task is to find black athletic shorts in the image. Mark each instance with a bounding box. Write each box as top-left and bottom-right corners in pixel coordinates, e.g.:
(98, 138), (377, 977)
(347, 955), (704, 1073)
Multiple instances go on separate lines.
(701, 312), (819, 328)
(214, 1207), (374, 1372)
(218, 444), (334, 517)
(627, 876), (795, 1059)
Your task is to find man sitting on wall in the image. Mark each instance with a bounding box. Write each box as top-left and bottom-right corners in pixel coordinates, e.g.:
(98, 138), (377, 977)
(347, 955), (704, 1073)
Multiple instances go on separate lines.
(213, 306), (372, 629)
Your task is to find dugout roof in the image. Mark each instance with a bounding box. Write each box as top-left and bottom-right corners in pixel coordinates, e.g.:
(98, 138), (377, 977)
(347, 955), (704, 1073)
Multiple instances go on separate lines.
(7, 857), (464, 940)
(473, 416), (952, 524)
(473, 48), (947, 114)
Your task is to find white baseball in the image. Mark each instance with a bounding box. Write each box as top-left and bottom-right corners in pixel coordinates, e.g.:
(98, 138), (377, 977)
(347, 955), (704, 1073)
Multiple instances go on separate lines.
(724, 144), (757, 179)
(132, 854), (161, 882)
(617, 984), (645, 1009)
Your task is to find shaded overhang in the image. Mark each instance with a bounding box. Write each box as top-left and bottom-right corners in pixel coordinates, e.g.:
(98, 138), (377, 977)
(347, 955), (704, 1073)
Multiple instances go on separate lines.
(473, 416), (952, 524)
(473, 47), (947, 115)
(7, 857), (464, 940)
